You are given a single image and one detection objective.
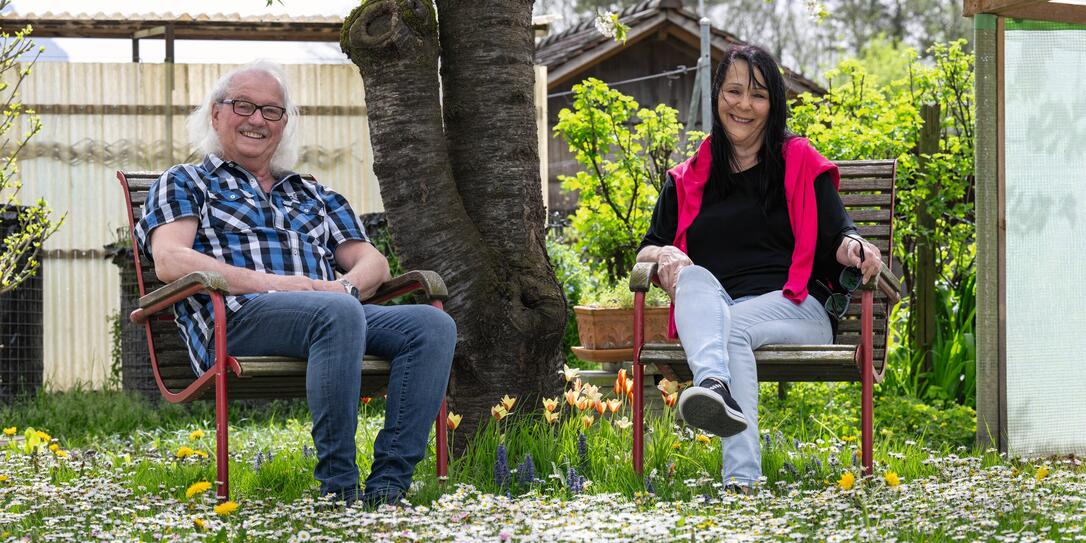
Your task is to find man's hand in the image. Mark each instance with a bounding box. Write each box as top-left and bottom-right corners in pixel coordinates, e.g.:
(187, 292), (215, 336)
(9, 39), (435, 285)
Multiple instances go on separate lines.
(836, 235), (883, 285)
(268, 275), (343, 293)
(655, 245), (693, 298)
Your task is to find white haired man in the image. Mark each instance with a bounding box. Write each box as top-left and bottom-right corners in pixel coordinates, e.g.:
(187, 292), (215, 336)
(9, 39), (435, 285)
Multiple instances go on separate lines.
(134, 61), (456, 506)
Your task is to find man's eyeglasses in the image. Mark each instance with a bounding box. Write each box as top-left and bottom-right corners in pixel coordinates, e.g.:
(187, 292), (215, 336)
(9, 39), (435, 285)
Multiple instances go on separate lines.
(219, 99), (286, 121)
(824, 266), (863, 319)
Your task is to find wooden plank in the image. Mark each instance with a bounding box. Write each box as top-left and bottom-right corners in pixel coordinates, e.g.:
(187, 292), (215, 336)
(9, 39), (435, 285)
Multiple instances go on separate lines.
(844, 209), (893, 223)
(999, 4), (1086, 24)
(839, 178), (895, 192)
(963, 0), (1048, 17)
(840, 193), (893, 207)
(836, 160), (897, 177)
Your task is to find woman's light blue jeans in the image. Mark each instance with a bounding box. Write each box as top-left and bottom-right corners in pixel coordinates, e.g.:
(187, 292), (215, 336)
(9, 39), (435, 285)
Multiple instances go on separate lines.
(224, 291), (456, 497)
(673, 265), (831, 486)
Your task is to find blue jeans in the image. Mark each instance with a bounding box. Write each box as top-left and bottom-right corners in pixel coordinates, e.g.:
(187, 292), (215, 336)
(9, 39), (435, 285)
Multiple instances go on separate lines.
(224, 291), (456, 496)
(673, 265), (831, 486)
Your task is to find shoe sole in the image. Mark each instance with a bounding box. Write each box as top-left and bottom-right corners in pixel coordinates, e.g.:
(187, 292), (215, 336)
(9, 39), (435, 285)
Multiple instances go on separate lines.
(678, 387), (748, 438)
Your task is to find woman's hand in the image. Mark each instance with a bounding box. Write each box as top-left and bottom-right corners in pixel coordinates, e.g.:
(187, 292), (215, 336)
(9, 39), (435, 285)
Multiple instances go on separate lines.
(656, 245), (693, 298)
(836, 235), (883, 285)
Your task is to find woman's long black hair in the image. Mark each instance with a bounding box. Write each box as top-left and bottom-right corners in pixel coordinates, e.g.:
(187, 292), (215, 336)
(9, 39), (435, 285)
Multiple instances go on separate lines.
(707, 44), (792, 210)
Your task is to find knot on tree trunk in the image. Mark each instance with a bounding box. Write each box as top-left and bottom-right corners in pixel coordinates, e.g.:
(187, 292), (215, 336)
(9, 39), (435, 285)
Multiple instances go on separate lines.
(344, 0), (433, 57)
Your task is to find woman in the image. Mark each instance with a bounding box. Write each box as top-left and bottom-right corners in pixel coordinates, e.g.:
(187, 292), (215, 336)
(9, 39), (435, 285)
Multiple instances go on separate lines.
(636, 45), (883, 491)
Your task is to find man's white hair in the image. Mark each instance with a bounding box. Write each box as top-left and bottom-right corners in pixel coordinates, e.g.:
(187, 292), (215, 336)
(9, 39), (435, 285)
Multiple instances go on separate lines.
(186, 60), (300, 173)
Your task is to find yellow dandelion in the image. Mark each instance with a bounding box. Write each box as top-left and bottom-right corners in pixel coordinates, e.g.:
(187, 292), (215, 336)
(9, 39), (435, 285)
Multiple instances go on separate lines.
(186, 481), (213, 498)
(671, 442), (681, 450)
(189, 430), (205, 441)
(838, 471), (856, 490)
(35, 430), (51, 442)
(54, 449), (68, 459)
(194, 450), (209, 459)
(176, 446), (196, 459)
(48, 443), (59, 452)
(2, 427), (15, 436)
(695, 434), (711, 444)
(213, 500), (238, 516)
(1036, 465), (1050, 481)
(193, 517), (207, 530)
(884, 471), (900, 487)
(0, 474), (9, 483)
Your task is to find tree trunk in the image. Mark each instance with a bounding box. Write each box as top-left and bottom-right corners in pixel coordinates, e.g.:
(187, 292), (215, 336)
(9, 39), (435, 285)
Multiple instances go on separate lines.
(342, 0), (567, 448)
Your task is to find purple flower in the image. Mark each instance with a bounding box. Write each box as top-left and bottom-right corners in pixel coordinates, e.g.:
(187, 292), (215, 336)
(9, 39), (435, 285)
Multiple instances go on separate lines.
(517, 454), (536, 487)
(494, 444), (510, 489)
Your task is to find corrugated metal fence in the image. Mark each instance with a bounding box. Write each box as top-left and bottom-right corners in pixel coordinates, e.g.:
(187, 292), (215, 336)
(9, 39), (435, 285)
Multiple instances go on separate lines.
(10, 62), (547, 389)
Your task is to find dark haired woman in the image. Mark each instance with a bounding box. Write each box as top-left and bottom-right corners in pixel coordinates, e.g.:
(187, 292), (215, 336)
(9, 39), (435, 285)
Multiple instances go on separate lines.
(636, 45), (883, 491)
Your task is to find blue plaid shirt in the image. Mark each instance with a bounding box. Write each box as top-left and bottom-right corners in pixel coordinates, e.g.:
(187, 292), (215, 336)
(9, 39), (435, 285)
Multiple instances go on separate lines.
(134, 154), (368, 374)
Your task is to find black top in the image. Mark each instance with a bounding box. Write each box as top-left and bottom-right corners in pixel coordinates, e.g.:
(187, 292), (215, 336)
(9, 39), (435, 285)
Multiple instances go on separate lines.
(638, 160), (857, 306)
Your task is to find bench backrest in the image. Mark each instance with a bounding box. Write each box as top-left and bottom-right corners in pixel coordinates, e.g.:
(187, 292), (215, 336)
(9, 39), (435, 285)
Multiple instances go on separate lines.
(829, 160), (897, 367)
(117, 171), (319, 396)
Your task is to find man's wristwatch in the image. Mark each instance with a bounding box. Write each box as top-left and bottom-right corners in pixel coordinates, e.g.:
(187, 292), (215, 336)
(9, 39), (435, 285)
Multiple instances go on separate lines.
(339, 278), (360, 299)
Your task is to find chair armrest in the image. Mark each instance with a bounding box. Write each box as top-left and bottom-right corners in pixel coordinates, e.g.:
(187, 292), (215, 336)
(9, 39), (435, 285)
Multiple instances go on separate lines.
(629, 262), (659, 293)
(860, 263), (902, 305)
(132, 271), (229, 324)
(361, 270), (448, 304)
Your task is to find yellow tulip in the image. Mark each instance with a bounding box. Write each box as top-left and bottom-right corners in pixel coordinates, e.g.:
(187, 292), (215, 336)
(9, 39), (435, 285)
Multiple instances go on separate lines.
(663, 392), (678, 408)
(581, 414), (594, 429)
(606, 399), (622, 414)
(213, 501), (238, 516)
(491, 405), (508, 420)
(614, 369), (627, 397)
(446, 412), (462, 431)
(544, 411), (560, 425)
(576, 397), (590, 411)
(542, 397), (559, 413)
(564, 389), (580, 407)
(838, 471), (856, 490)
(657, 378), (678, 395)
(500, 395), (516, 411)
(593, 400), (606, 416)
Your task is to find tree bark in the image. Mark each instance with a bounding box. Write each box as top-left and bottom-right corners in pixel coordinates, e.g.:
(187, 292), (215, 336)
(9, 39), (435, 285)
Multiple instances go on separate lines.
(342, 0), (567, 448)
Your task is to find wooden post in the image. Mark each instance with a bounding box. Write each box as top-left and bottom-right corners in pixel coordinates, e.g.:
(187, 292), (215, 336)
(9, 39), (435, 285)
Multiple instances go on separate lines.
(165, 23), (176, 165)
(915, 103), (940, 374)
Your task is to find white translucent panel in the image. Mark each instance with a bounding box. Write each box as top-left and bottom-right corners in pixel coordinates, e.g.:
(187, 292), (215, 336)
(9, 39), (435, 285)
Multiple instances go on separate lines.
(1003, 23), (1086, 457)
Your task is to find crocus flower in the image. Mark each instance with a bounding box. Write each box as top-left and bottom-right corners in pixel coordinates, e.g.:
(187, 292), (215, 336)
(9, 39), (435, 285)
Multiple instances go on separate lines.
(838, 471), (856, 490)
(213, 501), (238, 516)
(500, 395), (516, 411)
(447, 412), (462, 431)
(186, 481), (213, 498)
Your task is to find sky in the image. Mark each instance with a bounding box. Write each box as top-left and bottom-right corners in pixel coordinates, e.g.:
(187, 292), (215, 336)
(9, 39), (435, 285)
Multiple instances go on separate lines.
(10, 0), (362, 63)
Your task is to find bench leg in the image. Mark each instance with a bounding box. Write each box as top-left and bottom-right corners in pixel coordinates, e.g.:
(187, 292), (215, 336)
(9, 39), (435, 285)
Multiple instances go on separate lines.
(436, 398), (448, 478)
(212, 294), (231, 502)
(632, 291), (645, 475)
(861, 289), (874, 477)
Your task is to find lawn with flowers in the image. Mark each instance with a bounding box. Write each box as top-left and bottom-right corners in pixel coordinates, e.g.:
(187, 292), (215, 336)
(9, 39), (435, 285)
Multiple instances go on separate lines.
(1, 370), (1082, 542)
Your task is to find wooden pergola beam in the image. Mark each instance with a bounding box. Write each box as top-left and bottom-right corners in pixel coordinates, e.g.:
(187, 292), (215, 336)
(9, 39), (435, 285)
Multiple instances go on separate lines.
(963, 0), (1047, 16)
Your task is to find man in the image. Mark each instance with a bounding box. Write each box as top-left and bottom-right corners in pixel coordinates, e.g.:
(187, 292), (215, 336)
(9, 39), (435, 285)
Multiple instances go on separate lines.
(134, 60), (456, 506)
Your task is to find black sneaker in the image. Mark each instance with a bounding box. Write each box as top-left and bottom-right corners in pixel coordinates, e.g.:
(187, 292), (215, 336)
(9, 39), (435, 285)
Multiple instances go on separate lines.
(677, 377), (748, 438)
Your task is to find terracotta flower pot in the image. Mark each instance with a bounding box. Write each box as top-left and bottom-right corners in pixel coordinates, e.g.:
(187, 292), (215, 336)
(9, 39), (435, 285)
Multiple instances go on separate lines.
(573, 305), (671, 350)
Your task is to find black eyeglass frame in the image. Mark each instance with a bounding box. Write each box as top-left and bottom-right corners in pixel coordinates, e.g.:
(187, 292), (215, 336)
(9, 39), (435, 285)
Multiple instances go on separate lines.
(218, 99), (287, 122)
(823, 234), (869, 319)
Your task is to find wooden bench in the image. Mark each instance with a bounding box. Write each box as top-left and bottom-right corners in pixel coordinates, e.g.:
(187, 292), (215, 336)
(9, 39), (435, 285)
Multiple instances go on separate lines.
(115, 170), (451, 501)
(629, 159), (903, 476)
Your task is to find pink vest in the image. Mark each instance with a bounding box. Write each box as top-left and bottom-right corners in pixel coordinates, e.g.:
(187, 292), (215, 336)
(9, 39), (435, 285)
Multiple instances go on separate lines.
(665, 136), (840, 337)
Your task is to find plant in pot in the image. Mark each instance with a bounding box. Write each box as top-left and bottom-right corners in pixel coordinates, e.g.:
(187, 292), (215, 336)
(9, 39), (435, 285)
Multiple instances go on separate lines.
(572, 278), (673, 363)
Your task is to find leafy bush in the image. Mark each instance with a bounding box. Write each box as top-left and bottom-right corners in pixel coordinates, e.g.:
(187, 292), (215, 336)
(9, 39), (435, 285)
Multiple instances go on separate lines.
(579, 275), (669, 309)
(553, 78), (684, 284)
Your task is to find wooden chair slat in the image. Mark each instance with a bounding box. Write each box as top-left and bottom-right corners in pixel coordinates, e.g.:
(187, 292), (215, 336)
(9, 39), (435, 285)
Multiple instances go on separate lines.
(839, 193), (893, 207)
(839, 179), (895, 192)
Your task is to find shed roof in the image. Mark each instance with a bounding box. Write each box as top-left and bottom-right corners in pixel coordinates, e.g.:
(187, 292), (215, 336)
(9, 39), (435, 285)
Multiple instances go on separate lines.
(535, 0), (824, 96)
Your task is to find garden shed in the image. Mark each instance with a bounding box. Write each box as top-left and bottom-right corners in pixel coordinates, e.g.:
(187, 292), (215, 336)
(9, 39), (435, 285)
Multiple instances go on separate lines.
(535, 0), (825, 208)
(968, 0), (1086, 456)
